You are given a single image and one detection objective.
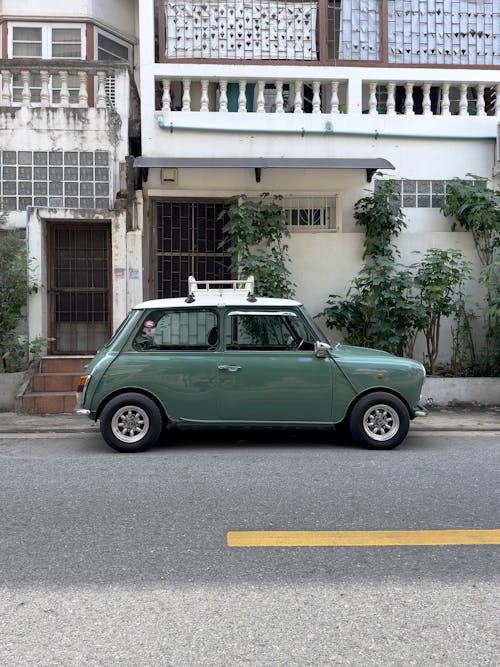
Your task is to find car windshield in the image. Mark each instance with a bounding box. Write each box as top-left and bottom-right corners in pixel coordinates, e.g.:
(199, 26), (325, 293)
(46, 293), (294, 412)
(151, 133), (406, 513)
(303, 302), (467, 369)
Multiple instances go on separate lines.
(102, 310), (138, 349)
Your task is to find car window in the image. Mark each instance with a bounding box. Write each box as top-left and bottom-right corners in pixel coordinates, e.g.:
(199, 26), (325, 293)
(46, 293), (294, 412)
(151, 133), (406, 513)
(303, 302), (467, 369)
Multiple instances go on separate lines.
(133, 308), (218, 351)
(225, 312), (315, 351)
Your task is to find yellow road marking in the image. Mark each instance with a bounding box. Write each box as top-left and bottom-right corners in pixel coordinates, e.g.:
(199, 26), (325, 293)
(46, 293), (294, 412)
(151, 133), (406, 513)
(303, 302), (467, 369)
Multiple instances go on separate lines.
(227, 529), (500, 547)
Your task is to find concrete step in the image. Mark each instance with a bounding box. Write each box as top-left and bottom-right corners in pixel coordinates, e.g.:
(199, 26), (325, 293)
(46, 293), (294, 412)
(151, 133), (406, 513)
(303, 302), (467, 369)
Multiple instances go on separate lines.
(32, 372), (83, 393)
(41, 356), (92, 374)
(21, 356), (93, 414)
(21, 391), (76, 415)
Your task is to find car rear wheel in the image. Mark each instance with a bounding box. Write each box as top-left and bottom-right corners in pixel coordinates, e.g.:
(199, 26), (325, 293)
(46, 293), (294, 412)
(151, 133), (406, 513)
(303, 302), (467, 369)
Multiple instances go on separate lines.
(349, 392), (410, 450)
(100, 393), (163, 453)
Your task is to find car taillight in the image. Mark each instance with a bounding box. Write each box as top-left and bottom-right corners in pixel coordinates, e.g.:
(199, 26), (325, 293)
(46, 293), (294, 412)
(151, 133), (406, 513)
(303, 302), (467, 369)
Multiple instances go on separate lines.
(77, 375), (90, 394)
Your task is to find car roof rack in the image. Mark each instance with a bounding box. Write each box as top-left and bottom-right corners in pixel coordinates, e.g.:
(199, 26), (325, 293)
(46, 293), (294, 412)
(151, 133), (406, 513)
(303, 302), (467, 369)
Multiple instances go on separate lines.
(185, 276), (257, 303)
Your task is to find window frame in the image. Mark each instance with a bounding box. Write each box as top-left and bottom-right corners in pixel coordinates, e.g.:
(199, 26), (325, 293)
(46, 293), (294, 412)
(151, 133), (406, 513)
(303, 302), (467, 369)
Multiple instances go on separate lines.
(7, 22), (86, 59)
(94, 28), (132, 63)
(132, 307), (220, 352)
(224, 310), (317, 351)
(282, 195), (339, 232)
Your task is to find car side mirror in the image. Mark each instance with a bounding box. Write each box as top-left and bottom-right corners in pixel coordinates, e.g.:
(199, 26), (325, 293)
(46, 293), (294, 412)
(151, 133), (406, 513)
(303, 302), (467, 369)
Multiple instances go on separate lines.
(314, 341), (332, 358)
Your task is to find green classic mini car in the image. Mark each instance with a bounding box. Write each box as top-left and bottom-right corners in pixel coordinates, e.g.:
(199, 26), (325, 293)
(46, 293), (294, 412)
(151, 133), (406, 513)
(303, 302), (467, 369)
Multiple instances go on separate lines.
(75, 277), (427, 453)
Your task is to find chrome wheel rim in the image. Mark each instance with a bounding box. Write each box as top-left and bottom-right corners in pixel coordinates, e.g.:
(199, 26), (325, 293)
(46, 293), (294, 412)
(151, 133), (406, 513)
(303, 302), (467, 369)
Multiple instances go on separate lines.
(363, 404), (400, 442)
(111, 405), (150, 443)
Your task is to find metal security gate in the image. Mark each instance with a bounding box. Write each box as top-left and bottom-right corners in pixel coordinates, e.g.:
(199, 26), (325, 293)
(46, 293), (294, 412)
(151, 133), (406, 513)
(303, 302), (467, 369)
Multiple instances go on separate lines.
(48, 223), (111, 354)
(155, 200), (232, 298)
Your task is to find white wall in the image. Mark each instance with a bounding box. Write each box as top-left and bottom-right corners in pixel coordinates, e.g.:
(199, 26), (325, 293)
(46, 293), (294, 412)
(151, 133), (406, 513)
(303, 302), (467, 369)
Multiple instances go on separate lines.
(0, 0), (137, 40)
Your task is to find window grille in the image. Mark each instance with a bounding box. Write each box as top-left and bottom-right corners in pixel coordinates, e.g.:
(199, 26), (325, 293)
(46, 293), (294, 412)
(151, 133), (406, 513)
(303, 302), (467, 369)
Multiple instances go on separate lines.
(282, 197), (338, 231)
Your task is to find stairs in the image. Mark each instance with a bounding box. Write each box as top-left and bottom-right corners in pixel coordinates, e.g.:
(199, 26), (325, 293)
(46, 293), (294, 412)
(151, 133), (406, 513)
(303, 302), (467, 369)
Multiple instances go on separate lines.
(21, 356), (93, 414)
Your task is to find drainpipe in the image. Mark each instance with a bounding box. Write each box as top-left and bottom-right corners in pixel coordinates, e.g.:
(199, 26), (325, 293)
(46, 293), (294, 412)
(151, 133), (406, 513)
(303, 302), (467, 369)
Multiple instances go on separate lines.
(157, 114), (496, 141)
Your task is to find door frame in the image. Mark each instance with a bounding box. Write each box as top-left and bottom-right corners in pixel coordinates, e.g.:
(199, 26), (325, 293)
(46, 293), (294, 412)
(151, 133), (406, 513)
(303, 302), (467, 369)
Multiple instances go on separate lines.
(151, 197), (232, 299)
(46, 220), (112, 355)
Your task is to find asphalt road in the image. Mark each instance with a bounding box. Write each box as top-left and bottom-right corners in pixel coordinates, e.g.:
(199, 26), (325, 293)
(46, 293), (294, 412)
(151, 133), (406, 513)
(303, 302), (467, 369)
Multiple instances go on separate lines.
(0, 429), (499, 666)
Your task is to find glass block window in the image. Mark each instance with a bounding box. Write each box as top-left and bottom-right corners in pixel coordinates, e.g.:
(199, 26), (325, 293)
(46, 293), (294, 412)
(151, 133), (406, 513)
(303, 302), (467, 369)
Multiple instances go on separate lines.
(282, 197), (338, 231)
(0, 151), (110, 211)
(375, 179), (485, 209)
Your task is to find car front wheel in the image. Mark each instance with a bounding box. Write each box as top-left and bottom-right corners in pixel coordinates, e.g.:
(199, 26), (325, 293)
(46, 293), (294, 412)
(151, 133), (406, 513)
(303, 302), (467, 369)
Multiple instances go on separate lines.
(100, 393), (163, 453)
(349, 392), (410, 450)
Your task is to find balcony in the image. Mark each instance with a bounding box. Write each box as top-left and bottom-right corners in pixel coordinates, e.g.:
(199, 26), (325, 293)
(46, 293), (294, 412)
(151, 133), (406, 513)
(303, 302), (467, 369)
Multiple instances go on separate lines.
(155, 69), (500, 117)
(140, 64), (500, 162)
(0, 60), (130, 113)
(156, 0), (500, 67)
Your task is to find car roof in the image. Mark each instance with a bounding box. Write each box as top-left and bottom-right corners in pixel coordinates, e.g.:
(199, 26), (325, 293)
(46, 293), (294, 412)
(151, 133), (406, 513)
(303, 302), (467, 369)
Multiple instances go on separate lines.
(133, 295), (303, 310)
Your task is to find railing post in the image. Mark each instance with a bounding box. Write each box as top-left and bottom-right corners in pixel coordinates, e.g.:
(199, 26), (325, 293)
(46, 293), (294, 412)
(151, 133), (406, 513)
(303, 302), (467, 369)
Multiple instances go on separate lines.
(96, 71), (107, 108)
(238, 80), (247, 113)
(78, 70), (88, 108)
(40, 70), (50, 108)
(496, 84), (500, 117)
(330, 80), (339, 114)
(59, 70), (70, 107)
(21, 70), (31, 108)
(368, 81), (378, 114)
(219, 80), (228, 112)
(2, 70), (12, 106)
(459, 83), (468, 116)
(404, 82), (414, 115)
(441, 82), (451, 116)
(293, 80), (303, 113)
(200, 79), (209, 111)
(386, 82), (396, 115)
(422, 82), (432, 115)
(161, 79), (171, 112)
(312, 81), (321, 113)
(256, 80), (266, 113)
(476, 84), (485, 116)
(275, 80), (284, 113)
(182, 79), (191, 111)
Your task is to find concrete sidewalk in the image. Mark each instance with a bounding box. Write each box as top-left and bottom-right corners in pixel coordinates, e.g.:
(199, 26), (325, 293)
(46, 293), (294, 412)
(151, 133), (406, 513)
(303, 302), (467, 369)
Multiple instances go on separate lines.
(0, 407), (498, 434)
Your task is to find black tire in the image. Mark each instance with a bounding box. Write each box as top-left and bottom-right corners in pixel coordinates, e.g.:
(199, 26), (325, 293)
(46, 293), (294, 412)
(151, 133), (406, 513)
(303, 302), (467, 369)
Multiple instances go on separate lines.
(99, 393), (163, 453)
(349, 392), (410, 450)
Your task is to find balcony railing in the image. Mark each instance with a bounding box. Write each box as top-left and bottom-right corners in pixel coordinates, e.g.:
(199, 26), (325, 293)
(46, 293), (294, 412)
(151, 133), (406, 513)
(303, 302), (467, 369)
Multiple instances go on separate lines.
(0, 60), (128, 110)
(156, 0), (500, 67)
(155, 74), (500, 117)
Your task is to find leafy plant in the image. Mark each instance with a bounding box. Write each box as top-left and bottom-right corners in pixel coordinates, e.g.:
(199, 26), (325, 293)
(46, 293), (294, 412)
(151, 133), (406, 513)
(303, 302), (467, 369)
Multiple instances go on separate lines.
(354, 179), (407, 260)
(220, 193), (295, 298)
(414, 248), (472, 375)
(441, 177), (499, 375)
(0, 207), (38, 372)
(319, 256), (423, 356)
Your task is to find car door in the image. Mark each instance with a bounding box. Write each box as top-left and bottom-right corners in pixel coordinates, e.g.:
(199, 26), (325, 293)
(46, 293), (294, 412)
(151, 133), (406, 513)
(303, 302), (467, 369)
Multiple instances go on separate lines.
(217, 309), (334, 424)
(116, 307), (222, 422)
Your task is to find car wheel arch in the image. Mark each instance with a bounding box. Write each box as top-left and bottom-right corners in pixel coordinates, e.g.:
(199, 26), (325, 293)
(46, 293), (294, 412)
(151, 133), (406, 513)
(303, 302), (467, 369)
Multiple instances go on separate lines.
(341, 387), (413, 425)
(95, 388), (172, 425)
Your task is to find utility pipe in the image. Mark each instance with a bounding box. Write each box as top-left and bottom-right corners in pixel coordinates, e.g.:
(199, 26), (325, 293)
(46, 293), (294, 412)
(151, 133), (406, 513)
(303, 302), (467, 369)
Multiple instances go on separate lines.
(157, 114), (496, 141)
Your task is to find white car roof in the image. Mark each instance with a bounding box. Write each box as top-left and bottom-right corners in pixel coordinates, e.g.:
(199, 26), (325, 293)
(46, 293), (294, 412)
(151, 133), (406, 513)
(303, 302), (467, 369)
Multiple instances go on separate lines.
(134, 295), (303, 310)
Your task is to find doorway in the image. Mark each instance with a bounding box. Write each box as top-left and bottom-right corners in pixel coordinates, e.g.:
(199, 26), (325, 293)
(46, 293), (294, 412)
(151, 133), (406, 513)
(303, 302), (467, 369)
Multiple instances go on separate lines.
(47, 223), (111, 354)
(155, 200), (232, 298)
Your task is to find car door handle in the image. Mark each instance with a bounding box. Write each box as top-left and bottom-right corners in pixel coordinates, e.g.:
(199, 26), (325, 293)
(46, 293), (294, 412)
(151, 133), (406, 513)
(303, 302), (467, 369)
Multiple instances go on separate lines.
(218, 365), (242, 372)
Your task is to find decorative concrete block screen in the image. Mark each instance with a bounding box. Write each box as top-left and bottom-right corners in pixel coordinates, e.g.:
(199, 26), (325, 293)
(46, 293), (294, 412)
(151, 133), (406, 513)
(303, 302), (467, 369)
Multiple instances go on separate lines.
(339, 0), (499, 65)
(164, 1), (318, 59)
(0, 150), (111, 211)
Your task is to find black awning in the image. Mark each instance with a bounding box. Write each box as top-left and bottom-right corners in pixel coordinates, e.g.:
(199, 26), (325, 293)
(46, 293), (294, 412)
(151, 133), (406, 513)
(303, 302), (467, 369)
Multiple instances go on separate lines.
(133, 157), (394, 182)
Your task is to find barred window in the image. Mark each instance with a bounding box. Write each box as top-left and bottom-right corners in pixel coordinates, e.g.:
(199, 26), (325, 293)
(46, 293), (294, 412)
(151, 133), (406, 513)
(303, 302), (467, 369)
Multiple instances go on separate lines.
(282, 197), (338, 231)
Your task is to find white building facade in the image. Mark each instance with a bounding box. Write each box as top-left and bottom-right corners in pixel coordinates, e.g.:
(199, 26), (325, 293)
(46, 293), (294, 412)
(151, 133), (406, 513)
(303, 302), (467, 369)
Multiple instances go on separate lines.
(1, 0), (499, 364)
